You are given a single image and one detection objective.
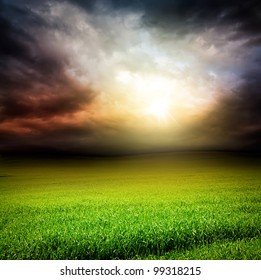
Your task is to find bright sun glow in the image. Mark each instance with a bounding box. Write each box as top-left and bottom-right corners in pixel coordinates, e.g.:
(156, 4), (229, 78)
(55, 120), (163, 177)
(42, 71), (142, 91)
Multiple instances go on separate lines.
(115, 69), (214, 125)
(116, 70), (175, 121)
(146, 98), (169, 120)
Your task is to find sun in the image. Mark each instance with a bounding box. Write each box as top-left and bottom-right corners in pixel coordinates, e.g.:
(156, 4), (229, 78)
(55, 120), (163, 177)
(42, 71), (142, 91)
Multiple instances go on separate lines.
(146, 98), (170, 121)
(116, 70), (174, 121)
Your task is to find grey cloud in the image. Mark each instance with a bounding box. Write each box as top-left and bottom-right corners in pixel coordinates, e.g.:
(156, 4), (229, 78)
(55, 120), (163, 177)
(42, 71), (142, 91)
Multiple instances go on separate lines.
(68, 0), (261, 36)
(186, 69), (261, 151)
(0, 1), (96, 122)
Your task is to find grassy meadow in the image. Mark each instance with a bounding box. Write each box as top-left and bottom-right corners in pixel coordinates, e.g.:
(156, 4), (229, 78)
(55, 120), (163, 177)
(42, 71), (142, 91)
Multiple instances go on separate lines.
(0, 152), (260, 259)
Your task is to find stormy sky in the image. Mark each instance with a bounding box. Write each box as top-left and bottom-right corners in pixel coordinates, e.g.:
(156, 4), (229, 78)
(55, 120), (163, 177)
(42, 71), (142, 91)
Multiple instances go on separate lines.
(0, 0), (260, 155)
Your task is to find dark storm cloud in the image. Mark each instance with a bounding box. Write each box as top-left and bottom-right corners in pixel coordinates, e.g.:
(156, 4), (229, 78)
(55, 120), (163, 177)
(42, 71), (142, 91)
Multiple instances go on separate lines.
(0, 0), (95, 121)
(187, 68), (261, 150)
(0, 85), (93, 120)
(69, 0), (261, 35)
(0, 121), (96, 154)
(0, 0), (99, 155)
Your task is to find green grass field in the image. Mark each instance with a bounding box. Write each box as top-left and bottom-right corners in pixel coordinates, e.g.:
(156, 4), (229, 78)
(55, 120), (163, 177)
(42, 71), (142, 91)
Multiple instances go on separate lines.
(0, 152), (260, 260)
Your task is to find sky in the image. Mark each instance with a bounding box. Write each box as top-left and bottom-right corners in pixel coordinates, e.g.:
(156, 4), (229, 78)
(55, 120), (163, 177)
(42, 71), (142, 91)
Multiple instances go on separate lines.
(0, 0), (260, 155)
